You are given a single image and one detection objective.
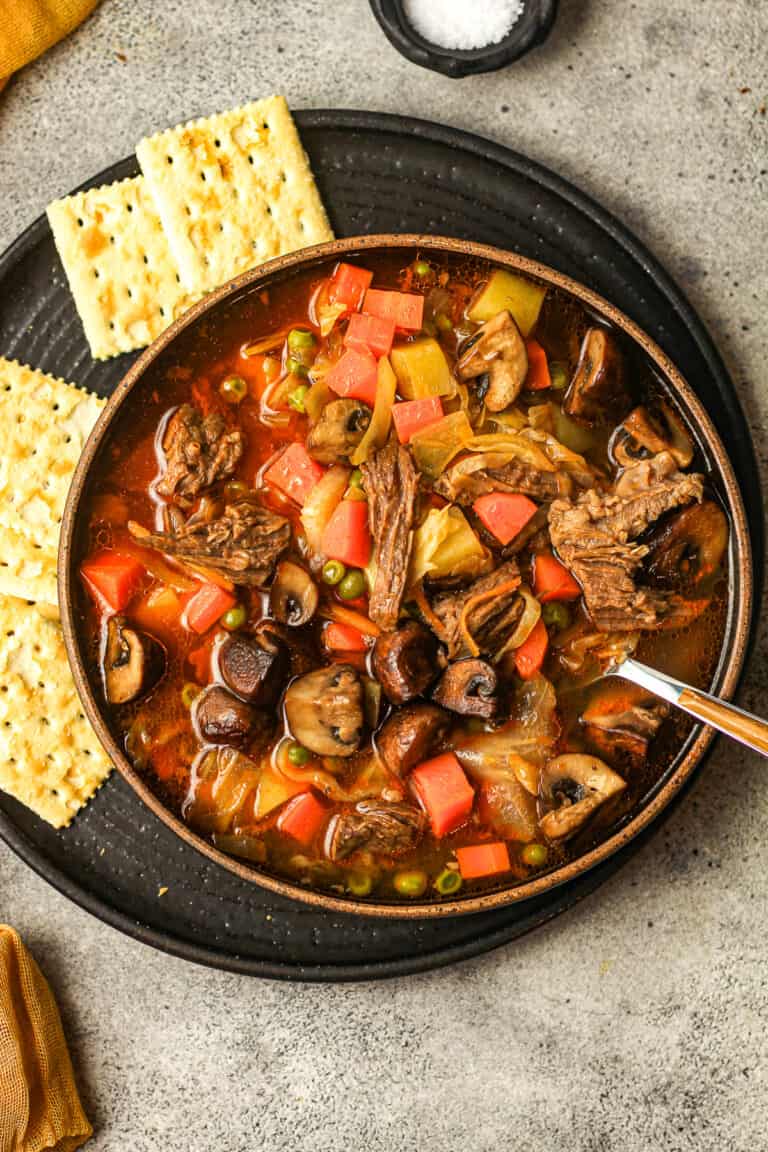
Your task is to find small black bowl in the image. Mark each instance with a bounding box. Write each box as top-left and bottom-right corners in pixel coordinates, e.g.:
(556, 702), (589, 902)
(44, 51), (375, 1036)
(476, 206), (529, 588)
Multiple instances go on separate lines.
(369, 0), (559, 78)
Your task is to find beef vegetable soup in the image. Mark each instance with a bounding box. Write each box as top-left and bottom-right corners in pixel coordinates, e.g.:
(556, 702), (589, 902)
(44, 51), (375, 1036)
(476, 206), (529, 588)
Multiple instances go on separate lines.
(76, 251), (729, 902)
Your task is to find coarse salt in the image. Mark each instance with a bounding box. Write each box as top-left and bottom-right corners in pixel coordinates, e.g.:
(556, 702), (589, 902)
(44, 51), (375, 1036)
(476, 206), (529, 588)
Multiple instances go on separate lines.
(403, 0), (525, 51)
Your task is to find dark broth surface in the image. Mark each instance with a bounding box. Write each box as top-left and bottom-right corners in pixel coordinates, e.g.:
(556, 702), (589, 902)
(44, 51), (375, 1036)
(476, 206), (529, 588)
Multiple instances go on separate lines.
(76, 250), (729, 903)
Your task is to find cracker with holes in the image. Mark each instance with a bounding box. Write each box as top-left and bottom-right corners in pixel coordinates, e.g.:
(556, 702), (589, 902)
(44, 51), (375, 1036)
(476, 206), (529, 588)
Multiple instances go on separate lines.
(136, 95), (333, 295)
(0, 593), (111, 827)
(47, 176), (197, 359)
(0, 358), (103, 606)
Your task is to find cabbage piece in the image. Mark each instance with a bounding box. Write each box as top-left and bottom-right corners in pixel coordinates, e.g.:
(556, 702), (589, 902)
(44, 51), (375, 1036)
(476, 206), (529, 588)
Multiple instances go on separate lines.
(464, 432), (555, 471)
(520, 425), (595, 481)
(409, 505), (490, 586)
(478, 777), (538, 842)
(410, 410), (474, 480)
(185, 747), (262, 834)
(350, 354), (397, 466)
(454, 675), (560, 772)
(300, 464), (350, 558)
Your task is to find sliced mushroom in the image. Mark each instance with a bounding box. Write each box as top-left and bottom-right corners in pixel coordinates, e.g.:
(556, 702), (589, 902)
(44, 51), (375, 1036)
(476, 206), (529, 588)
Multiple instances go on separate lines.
(611, 402), (694, 469)
(284, 664), (364, 757)
(538, 753), (626, 841)
(582, 683), (669, 769)
(325, 800), (425, 861)
(372, 621), (441, 705)
(458, 310), (528, 412)
(217, 624), (289, 708)
(102, 615), (165, 705)
(376, 703), (451, 775)
(193, 685), (256, 746)
(563, 327), (628, 424)
(645, 501), (729, 591)
(306, 399), (372, 463)
(431, 658), (499, 719)
(269, 560), (319, 627)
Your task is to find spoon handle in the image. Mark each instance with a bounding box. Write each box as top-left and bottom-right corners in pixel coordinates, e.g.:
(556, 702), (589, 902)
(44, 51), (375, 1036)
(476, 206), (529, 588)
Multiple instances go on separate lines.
(618, 658), (768, 758)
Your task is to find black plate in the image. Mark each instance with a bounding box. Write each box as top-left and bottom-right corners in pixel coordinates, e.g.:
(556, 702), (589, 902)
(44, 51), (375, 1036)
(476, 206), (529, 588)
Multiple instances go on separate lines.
(0, 111), (761, 981)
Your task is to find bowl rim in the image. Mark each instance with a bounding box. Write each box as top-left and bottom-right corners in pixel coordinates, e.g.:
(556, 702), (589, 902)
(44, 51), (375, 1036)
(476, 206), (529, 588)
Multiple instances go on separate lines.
(59, 233), (753, 920)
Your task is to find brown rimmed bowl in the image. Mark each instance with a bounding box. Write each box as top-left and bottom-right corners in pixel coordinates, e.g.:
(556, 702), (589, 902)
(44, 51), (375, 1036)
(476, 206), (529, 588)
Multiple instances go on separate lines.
(58, 235), (753, 920)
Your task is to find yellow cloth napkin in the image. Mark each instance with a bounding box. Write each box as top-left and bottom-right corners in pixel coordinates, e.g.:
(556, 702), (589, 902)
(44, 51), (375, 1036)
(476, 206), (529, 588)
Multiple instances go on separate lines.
(0, 926), (92, 1152)
(0, 0), (99, 78)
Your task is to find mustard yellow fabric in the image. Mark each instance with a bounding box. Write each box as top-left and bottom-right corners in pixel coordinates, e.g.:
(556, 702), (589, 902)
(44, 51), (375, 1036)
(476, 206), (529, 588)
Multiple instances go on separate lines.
(0, 926), (92, 1152)
(0, 0), (99, 78)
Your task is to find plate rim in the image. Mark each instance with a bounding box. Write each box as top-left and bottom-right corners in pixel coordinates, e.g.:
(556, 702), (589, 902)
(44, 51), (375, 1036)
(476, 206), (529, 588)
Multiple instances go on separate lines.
(0, 108), (762, 980)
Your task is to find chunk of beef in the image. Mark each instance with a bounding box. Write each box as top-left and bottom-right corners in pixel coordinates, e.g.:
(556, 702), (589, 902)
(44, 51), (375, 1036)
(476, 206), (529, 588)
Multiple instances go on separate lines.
(431, 559), (522, 660)
(457, 310), (528, 411)
(130, 495), (290, 586)
(155, 405), (243, 505)
(362, 439), (418, 630)
(435, 453), (571, 505)
(548, 453), (704, 630)
(325, 800), (425, 861)
(563, 327), (630, 425)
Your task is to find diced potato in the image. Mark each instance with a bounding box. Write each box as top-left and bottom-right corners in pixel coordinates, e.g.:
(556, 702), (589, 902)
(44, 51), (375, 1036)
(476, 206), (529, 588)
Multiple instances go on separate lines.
(468, 270), (547, 337)
(255, 768), (306, 818)
(390, 338), (452, 399)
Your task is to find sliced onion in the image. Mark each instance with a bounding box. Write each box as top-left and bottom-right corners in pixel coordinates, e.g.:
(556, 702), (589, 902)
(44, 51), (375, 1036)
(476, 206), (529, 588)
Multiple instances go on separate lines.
(300, 465), (350, 558)
(500, 586), (541, 654)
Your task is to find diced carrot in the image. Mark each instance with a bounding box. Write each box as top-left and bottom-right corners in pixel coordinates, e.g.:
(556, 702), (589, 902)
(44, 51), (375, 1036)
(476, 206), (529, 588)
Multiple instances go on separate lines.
(328, 263), (373, 312)
(391, 396), (444, 444)
(326, 346), (379, 407)
(264, 442), (324, 506)
(410, 752), (475, 838)
(344, 312), (396, 358)
(187, 643), (212, 681)
(533, 552), (582, 602)
(150, 743), (180, 784)
(81, 551), (145, 612)
(524, 339), (551, 390)
(184, 582), (237, 634)
(473, 493), (538, 546)
(320, 499), (371, 568)
(277, 791), (328, 847)
(323, 621), (369, 652)
(456, 841), (511, 880)
(363, 288), (424, 331)
(514, 618), (549, 680)
(321, 602), (381, 637)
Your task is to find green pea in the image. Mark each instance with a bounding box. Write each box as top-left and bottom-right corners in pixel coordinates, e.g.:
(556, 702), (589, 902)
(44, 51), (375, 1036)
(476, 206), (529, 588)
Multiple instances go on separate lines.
(321, 559), (346, 586)
(393, 869), (428, 898)
(219, 374), (248, 403)
(542, 602), (571, 632)
(286, 742), (311, 766)
(434, 868), (462, 896)
(522, 842), (549, 868)
(549, 361), (570, 390)
(287, 383), (310, 413)
(435, 312), (453, 333)
(348, 468), (364, 490)
(286, 356), (308, 378)
(288, 328), (316, 353)
(414, 260), (431, 277)
(338, 569), (365, 600)
(346, 871), (374, 897)
(181, 682), (201, 709)
(221, 604), (247, 631)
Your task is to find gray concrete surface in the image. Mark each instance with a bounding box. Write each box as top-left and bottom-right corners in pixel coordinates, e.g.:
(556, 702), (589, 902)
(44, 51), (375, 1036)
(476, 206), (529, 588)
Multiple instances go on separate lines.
(1, 1), (767, 1148)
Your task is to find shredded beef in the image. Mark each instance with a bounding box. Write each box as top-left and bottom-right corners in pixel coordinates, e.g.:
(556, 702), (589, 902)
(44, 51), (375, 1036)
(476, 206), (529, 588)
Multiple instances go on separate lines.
(326, 800), (425, 861)
(362, 439), (418, 630)
(155, 405), (243, 506)
(132, 495), (290, 586)
(431, 559), (522, 660)
(548, 452), (704, 630)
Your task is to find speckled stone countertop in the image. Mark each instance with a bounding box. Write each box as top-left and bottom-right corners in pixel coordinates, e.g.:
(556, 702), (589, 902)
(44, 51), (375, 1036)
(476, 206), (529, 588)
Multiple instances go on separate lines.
(1, 2), (767, 1148)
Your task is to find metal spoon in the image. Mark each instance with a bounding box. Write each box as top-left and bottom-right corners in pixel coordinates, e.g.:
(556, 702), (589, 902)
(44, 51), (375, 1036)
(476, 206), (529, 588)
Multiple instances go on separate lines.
(609, 657), (768, 758)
